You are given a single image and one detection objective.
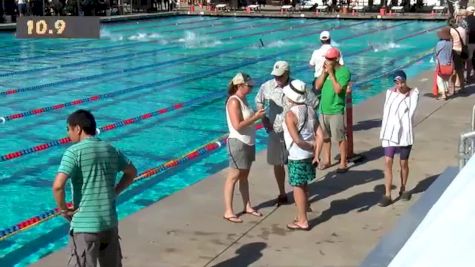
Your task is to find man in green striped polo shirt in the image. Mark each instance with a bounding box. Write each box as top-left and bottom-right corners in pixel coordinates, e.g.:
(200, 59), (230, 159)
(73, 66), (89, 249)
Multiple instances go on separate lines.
(53, 109), (137, 267)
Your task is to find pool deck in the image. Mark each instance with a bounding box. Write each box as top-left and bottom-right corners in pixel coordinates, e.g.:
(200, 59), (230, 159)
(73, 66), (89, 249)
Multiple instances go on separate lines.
(33, 69), (474, 266)
(0, 5), (447, 31)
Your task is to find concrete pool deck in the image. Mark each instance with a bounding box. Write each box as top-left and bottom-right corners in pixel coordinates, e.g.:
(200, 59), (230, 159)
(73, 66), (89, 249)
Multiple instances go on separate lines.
(32, 69), (475, 266)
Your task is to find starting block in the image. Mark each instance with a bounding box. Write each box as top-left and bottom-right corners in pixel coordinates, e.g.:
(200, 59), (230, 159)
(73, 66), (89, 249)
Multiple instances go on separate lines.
(246, 4), (260, 13)
(315, 5), (329, 15)
(432, 6), (446, 15)
(215, 4), (228, 12)
(281, 5), (294, 14)
(390, 6), (404, 15)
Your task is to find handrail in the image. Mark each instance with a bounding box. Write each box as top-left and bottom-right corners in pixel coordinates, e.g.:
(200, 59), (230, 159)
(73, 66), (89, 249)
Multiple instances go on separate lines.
(458, 130), (475, 170)
(471, 104), (475, 131)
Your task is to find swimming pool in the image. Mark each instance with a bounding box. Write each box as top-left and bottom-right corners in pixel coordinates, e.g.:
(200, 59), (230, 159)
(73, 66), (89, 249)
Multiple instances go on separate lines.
(0, 16), (442, 266)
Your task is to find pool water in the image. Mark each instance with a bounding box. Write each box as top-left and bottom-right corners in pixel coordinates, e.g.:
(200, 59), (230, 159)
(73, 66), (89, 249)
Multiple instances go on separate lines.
(0, 16), (442, 266)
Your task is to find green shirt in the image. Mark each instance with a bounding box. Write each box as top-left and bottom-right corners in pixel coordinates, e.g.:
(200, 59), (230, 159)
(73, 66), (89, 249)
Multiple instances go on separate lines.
(320, 65), (351, 115)
(58, 137), (130, 233)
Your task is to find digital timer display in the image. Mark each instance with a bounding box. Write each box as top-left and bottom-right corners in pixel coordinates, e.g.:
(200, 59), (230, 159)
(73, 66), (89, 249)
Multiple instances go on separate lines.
(16, 17), (100, 39)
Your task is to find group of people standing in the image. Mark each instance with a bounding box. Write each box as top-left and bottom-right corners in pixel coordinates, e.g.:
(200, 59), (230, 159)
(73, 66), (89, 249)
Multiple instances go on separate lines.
(223, 29), (421, 228)
(434, 7), (475, 100)
(48, 29), (422, 267)
(223, 30), (353, 230)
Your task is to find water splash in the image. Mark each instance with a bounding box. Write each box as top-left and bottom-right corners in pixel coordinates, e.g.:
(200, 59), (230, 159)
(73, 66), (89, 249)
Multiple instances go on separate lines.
(266, 40), (287, 48)
(178, 31), (222, 48)
(370, 41), (402, 52)
(101, 29), (124, 41)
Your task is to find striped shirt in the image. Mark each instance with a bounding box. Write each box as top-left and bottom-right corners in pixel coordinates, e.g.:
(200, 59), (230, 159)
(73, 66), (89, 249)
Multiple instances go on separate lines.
(58, 137), (130, 233)
(255, 79), (319, 133)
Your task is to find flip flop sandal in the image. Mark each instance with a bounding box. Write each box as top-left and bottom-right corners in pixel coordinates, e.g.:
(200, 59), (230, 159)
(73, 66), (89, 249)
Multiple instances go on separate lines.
(287, 222), (310, 231)
(318, 163), (331, 170)
(223, 216), (243, 223)
(243, 210), (263, 217)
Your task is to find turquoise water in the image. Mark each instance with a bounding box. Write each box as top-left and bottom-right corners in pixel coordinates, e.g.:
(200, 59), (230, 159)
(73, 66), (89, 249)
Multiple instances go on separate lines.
(0, 16), (442, 266)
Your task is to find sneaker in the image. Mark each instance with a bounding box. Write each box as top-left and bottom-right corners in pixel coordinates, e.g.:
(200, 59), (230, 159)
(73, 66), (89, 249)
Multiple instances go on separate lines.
(378, 195), (392, 207)
(400, 191), (412, 201)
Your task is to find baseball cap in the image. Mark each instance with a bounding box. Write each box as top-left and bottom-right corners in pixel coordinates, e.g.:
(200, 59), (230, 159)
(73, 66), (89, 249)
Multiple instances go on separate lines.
(393, 70), (407, 82)
(325, 47), (341, 60)
(320, 31), (330, 41)
(271, 61), (289, 76)
(232, 72), (253, 86)
(467, 6), (475, 13)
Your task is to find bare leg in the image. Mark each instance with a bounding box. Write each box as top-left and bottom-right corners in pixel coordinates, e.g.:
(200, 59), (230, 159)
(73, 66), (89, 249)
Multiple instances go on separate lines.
(224, 168), (240, 218)
(384, 156), (393, 198)
(322, 139), (331, 166)
(315, 127), (324, 162)
(304, 186), (312, 211)
(293, 185), (309, 227)
(274, 165), (286, 196)
(238, 169), (254, 212)
(400, 159), (409, 192)
(447, 74), (457, 96)
(339, 139), (348, 168)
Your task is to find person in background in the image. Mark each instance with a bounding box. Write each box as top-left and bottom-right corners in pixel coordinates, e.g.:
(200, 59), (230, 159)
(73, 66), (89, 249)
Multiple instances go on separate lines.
(309, 30), (345, 88)
(314, 47), (351, 173)
(53, 109), (137, 267)
(464, 6), (475, 80)
(449, 17), (467, 94)
(16, 0), (27, 16)
(224, 73), (265, 223)
(309, 31), (344, 167)
(379, 70), (419, 207)
(434, 27), (454, 100)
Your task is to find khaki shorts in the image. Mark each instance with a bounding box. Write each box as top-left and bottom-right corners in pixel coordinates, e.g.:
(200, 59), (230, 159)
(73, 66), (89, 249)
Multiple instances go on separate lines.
(68, 227), (122, 267)
(267, 132), (288, 165)
(320, 114), (346, 143)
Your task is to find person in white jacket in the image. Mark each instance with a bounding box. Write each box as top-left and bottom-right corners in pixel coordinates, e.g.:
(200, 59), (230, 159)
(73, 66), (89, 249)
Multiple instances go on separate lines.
(379, 70), (419, 207)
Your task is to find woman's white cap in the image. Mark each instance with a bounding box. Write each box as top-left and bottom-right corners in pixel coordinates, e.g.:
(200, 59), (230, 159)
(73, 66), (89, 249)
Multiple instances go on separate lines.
(283, 80), (306, 104)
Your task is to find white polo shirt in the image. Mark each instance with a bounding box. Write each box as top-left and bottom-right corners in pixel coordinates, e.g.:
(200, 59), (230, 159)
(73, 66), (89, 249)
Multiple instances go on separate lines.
(309, 44), (345, 78)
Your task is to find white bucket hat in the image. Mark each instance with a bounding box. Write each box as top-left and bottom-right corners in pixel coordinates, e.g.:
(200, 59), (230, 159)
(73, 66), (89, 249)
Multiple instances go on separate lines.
(283, 80), (306, 104)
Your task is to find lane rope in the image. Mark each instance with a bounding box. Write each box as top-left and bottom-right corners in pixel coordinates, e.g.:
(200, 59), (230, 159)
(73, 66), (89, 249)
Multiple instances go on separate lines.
(0, 46), (437, 241)
(0, 124), (263, 242)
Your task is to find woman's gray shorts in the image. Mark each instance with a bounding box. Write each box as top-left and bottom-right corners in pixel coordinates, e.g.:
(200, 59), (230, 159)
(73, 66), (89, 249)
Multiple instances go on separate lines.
(227, 138), (255, 170)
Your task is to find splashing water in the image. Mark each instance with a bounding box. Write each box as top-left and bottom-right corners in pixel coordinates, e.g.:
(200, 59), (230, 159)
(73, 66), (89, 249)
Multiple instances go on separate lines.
(178, 31), (222, 48)
(370, 41), (402, 52)
(101, 29), (124, 41)
(266, 40), (287, 48)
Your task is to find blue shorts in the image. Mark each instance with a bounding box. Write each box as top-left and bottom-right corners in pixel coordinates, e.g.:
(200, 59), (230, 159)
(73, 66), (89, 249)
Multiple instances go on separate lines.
(384, 146), (412, 160)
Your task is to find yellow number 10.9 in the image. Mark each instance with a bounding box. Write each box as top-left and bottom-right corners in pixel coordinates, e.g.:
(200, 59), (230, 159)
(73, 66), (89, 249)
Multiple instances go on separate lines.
(55, 20), (66, 34)
(26, 19), (66, 35)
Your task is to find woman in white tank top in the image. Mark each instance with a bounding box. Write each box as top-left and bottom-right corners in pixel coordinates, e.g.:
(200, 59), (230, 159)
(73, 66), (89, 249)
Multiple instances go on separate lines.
(282, 80), (321, 231)
(223, 73), (265, 223)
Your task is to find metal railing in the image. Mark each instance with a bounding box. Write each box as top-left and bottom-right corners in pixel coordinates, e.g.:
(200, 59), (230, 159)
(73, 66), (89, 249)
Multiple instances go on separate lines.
(458, 104), (475, 170)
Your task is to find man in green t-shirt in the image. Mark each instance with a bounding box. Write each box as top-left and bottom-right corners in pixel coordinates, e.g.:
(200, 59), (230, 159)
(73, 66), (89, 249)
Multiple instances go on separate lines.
(315, 47), (351, 173)
(53, 109), (137, 267)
